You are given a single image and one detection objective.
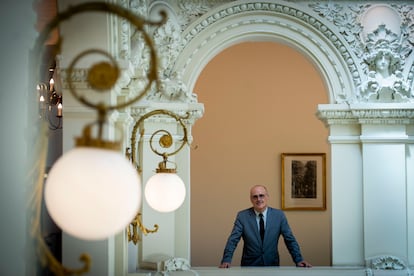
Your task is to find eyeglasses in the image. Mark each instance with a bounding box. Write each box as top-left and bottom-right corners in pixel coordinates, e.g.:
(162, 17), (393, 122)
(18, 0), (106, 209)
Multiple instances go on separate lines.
(251, 194), (266, 199)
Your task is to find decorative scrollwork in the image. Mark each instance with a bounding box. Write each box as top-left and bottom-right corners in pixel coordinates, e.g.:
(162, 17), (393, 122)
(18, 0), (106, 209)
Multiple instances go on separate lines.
(127, 213), (159, 245)
(125, 109), (189, 244)
(130, 109), (189, 172)
(368, 255), (406, 270)
(33, 2), (167, 141)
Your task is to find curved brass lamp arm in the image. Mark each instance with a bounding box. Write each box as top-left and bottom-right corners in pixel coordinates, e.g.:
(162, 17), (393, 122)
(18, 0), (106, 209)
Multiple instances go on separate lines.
(126, 111), (189, 244)
(130, 109), (190, 170)
(33, 2), (166, 144)
(30, 2), (166, 275)
(127, 213), (159, 245)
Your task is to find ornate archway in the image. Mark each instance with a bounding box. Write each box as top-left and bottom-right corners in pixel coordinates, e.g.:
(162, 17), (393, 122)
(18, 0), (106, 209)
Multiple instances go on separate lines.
(142, 0), (414, 270)
(55, 1), (414, 274)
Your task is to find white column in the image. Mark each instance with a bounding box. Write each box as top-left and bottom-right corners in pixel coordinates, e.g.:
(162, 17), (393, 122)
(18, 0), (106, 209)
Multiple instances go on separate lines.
(137, 117), (190, 269)
(329, 124), (364, 266)
(174, 144), (191, 260)
(361, 124), (408, 260)
(319, 103), (414, 269)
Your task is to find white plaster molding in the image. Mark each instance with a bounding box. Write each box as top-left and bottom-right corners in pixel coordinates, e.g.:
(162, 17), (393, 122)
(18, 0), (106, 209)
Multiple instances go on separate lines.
(317, 104), (360, 126)
(109, 109), (134, 128)
(307, 2), (414, 91)
(366, 255), (407, 272)
(108, 1), (414, 105)
(163, 257), (191, 272)
(58, 68), (88, 89)
(116, 0), (148, 60)
(318, 103), (414, 126)
(357, 22), (412, 103)
(130, 102), (203, 122)
(114, 59), (136, 90)
(174, 1), (355, 104)
(359, 136), (414, 144)
(328, 136), (362, 144)
(59, 62), (135, 101)
(59, 1), (414, 105)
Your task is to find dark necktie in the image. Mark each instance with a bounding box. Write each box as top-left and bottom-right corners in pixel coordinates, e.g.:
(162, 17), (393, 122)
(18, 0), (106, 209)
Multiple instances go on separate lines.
(259, 213), (265, 242)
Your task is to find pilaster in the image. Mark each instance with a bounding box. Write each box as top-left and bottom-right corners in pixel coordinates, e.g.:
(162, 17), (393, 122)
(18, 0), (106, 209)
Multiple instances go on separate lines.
(318, 103), (414, 269)
(361, 125), (407, 261)
(128, 102), (203, 272)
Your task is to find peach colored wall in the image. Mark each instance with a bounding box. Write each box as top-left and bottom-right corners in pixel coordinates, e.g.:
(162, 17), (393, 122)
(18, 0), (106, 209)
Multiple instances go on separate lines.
(190, 42), (331, 266)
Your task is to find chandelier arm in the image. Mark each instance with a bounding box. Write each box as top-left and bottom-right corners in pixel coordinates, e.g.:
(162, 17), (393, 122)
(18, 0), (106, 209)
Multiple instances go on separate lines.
(36, 82), (63, 130)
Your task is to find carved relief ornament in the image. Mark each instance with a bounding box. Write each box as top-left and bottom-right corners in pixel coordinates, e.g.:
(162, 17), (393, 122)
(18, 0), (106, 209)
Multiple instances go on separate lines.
(60, 1), (414, 106)
(317, 104), (414, 126)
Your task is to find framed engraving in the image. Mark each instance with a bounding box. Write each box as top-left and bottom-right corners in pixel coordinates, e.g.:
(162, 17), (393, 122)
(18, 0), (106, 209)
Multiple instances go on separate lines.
(281, 153), (326, 210)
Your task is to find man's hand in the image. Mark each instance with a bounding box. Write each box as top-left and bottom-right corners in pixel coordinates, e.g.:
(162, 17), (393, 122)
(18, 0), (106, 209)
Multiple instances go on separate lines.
(219, 262), (231, 268)
(296, 260), (312, 267)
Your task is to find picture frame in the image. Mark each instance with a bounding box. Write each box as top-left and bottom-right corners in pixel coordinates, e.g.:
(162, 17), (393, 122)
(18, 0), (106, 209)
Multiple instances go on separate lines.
(281, 153), (326, 210)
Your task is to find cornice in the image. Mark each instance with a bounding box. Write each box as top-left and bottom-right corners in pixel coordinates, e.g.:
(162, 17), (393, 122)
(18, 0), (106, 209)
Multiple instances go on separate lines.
(317, 103), (414, 125)
(129, 102), (204, 126)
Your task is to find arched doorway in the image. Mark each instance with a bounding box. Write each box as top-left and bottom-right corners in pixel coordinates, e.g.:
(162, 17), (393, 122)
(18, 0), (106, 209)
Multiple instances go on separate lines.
(171, 3), (350, 267)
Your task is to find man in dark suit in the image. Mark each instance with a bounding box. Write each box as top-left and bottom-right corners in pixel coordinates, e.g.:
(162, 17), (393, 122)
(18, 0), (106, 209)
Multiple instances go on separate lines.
(219, 185), (312, 268)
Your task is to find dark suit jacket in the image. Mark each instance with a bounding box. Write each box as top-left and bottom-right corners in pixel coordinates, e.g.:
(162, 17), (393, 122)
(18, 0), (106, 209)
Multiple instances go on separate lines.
(220, 207), (303, 266)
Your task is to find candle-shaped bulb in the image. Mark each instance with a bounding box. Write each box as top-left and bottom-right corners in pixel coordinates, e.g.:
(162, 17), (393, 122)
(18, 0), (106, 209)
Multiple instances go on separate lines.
(49, 78), (55, 91)
(57, 103), (63, 117)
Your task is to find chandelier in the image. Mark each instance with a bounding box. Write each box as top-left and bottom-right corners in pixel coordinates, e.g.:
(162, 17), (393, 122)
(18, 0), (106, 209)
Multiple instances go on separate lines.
(37, 73), (63, 130)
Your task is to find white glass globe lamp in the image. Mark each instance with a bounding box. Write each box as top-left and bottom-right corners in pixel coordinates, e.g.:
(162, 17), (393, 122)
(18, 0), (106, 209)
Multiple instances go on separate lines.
(44, 147), (141, 240)
(145, 165), (186, 212)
